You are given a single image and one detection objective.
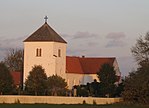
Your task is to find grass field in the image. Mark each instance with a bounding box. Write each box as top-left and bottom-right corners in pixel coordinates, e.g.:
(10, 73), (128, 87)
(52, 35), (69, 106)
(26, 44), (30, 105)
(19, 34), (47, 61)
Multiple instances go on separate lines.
(0, 104), (148, 108)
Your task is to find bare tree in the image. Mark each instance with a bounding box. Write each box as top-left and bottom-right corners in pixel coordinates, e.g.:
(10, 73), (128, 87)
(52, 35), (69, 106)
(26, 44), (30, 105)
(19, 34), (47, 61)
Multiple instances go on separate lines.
(131, 32), (149, 66)
(4, 48), (23, 72)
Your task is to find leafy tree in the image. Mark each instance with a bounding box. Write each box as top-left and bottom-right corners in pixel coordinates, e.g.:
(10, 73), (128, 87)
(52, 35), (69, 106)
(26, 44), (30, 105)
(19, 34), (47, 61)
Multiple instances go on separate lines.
(86, 82), (94, 96)
(114, 78), (125, 97)
(122, 32), (149, 104)
(4, 49), (23, 72)
(74, 80), (100, 97)
(25, 65), (47, 95)
(76, 85), (89, 97)
(122, 68), (149, 104)
(0, 62), (14, 94)
(47, 75), (67, 96)
(97, 63), (117, 97)
(90, 79), (100, 97)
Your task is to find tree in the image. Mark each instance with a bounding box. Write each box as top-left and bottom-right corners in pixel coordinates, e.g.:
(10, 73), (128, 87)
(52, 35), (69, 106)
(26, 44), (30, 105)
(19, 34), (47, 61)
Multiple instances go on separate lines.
(75, 85), (89, 97)
(4, 48), (23, 72)
(97, 63), (117, 97)
(122, 68), (149, 104)
(25, 65), (47, 95)
(122, 32), (149, 104)
(90, 79), (100, 97)
(114, 78), (125, 97)
(0, 62), (14, 94)
(47, 75), (67, 96)
(131, 32), (149, 66)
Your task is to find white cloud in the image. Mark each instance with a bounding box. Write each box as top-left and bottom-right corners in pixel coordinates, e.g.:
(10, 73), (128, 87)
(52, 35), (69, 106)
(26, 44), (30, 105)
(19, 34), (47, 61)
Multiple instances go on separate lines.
(0, 36), (25, 61)
(106, 32), (126, 39)
(106, 40), (126, 48)
(105, 32), (127, 48)
(73, 31), (98, 39)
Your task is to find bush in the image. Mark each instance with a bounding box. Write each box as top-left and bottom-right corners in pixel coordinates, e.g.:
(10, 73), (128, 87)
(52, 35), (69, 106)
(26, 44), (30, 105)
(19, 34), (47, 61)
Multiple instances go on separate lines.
(47, 75), (67, 96)
(122, 67), (149, 104)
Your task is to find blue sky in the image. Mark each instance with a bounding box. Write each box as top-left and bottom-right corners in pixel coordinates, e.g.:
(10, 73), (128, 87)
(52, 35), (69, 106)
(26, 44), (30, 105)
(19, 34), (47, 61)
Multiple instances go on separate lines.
(0, 0), (149, 76)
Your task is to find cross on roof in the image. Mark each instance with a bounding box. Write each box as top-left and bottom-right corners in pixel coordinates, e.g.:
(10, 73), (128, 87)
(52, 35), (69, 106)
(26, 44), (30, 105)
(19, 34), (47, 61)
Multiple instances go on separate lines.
(44, 16), (48, 23)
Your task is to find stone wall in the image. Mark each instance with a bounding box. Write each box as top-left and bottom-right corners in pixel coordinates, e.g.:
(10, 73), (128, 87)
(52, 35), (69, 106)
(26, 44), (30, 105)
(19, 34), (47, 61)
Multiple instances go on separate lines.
(0, 95), (122, 104)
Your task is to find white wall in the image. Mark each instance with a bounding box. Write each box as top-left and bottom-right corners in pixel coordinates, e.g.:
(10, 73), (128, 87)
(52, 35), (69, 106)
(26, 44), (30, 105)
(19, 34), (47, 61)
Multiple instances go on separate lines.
(66, 59), (121, 89)
(66, 73), (99, 89)
(66, 73), (83, 89)
(113, 59), (121, 76)
(53, 42), (66, 79)
(0, 95), (122, 104)
(24, 42), (66, 83)
(83, 74), (99, 84)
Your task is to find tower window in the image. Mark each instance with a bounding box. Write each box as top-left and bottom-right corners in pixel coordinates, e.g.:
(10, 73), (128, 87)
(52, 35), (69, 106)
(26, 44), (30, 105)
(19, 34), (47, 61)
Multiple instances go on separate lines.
(36, 48), (42, 57)
(58, 49), (61, 57)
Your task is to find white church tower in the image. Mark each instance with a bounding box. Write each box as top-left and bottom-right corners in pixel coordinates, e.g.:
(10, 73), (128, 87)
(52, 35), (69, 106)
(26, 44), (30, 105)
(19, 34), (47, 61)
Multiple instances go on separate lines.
(23, 16), (67, 83)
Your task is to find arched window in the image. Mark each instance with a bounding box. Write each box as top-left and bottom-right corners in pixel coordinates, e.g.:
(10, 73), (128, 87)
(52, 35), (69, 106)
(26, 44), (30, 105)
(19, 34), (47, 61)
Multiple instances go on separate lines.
(39, 48), (42, 56)
(36, 48), (42, 57)
(36, 48), (39, 57)
(58, 49), (61, 57)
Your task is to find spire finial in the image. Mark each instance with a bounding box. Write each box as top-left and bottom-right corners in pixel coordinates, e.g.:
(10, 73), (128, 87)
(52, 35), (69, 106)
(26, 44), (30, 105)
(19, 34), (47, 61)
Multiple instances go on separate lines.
(44, 16), (48, 23)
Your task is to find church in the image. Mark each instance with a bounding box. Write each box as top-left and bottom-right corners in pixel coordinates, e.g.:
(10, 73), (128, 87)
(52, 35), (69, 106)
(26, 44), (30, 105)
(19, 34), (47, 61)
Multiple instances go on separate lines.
(23, 17), (121, 89)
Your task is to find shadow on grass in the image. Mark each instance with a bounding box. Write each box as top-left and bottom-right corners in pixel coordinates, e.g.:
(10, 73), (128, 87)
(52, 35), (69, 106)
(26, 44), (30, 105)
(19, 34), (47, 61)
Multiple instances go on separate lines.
(0, 103), (148, 108)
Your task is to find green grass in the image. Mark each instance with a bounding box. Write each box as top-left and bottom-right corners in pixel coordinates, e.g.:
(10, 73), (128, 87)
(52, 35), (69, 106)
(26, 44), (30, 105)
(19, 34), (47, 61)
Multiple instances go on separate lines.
(0, 104), (148, 108)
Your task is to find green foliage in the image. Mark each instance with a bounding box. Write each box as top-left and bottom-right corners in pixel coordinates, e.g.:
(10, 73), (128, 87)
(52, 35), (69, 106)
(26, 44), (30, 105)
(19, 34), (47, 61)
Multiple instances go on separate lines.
(47, 75), (67, 96)
(86, 83), (94, 96)
(4, 49), (23, 72)
(122, 32), (149, 104)
(25, 66), (67, 96)
(76, 85), (89, 97)
(90, 79), (100, 97)
(74, 78), (123, 97)
(122, 66), (149, 104)
(0, 62), (14, 94)
(97, 63), (117, 97)
(114, 79), (125, 97)
(25, 65), (47, 95)
(75, 81), (100, 97)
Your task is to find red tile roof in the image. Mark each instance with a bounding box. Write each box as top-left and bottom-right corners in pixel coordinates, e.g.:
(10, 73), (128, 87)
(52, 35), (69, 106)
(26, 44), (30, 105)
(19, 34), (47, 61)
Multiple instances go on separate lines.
(10, 57), (117, 84)
(66, 56), (84, 74)
(10, 72), (21, 86)
(66, 56), (115, 74)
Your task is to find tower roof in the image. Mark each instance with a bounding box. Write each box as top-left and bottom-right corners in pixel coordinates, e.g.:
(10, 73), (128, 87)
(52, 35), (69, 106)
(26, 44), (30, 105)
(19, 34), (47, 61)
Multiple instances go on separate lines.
(24, 22), (67, 43)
